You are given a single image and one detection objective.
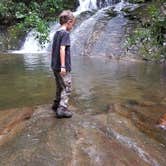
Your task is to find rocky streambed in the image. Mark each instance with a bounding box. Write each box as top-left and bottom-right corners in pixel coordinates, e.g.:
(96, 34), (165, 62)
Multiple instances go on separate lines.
(0, 102), (165, 166)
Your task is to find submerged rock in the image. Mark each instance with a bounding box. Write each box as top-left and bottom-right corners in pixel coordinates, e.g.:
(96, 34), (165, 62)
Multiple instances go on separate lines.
(161, 97), (166, 105)
(0, 107), (34, 146)
(125, 99), (156, 107)
(158, 113), (166, 130)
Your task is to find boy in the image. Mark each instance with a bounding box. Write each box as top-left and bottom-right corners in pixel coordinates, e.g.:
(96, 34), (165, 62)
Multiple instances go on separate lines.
(51, 10), (75, 118)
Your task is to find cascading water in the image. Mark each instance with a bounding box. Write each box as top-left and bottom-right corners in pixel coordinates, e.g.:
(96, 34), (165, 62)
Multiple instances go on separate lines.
(19, 30), (46, 53)
(12, 23), (60, 54)
(97, 0), (121, 8)
(76, 0), (97, 13)
(12, 0), (124, 54)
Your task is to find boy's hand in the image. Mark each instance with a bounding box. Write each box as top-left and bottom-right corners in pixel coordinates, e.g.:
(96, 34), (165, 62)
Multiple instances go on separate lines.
(60, 67), (66, 76)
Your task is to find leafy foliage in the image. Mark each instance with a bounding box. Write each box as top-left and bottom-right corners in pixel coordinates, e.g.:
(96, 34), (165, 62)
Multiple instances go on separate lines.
(125, 1), (166, 61)
(0, 0), (74, 45)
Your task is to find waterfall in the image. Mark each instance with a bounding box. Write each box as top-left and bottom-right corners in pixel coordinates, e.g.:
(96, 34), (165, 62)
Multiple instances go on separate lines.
(114, 0), (126, 11)
(12, 23), (60, 54)
(97, 0), (121, 8)
(19, 30), (45, 53)
(12, 0), (124, 54)
(75, 0), (121, 13)
(76, 0), (97, 13)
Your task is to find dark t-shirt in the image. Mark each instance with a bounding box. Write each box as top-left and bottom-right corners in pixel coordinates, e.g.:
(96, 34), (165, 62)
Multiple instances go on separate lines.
(51, 29), (71, 71)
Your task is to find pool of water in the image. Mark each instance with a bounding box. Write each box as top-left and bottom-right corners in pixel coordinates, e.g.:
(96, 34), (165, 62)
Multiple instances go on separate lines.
(0, 53), (166, 149)
(0, 53), (54, 109)
(0, 53), (166, 111)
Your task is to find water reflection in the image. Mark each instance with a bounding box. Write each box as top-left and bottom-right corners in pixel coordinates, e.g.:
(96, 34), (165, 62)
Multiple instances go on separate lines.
(72, 56), (166, 113)
(0, 53), (166, 111)
(22, 53), (51, 71)
(0, 53), (53, 109)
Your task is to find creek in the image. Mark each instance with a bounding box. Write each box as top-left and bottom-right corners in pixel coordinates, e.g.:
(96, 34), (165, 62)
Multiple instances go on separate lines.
(0, 0), (166, 166)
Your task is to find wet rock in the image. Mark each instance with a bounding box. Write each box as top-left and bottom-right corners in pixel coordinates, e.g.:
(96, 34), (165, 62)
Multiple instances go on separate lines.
(125, 99), (139, 106)
(0, 107), (34, 146)
(105, 8), (117, 17)
(74, 10), (95, 27)
(125, 99), (156, 107)
(71, 6), (122, 57)
(122, 4), (144, 20)
(158, 113), (166, 130)
(0, 104), (160, 166)
(97, 0), (120, 8)
(105, 111), (166, 166)
(161, 97), (166, 105)
(108, 102), (166, 146)
(139, 101), (156, 107)
(71, 121), (149, 166)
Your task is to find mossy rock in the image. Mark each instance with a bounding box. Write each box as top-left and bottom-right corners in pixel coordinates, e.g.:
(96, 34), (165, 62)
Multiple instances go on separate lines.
(0, 25), (25, 51)
(106, 8), (117, 17)
(122, 4), (147, 20)
(128, 0), (145, 3)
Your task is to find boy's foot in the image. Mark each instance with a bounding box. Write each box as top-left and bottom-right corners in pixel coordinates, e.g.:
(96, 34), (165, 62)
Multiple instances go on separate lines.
(52, 104), (58, 112)
(52, 101), (59, 112)
(56, 106), (73, 118)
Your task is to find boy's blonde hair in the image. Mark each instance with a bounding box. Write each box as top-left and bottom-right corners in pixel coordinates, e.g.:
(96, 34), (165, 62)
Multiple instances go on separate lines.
(59, 10), (74, 25)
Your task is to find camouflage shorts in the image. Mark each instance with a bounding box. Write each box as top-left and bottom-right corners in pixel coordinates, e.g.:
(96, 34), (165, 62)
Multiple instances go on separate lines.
(53, 71), (72, 108)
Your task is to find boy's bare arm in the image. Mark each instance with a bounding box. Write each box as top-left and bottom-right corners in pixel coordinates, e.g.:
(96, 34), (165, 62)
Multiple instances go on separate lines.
(60, 46), (66, 75)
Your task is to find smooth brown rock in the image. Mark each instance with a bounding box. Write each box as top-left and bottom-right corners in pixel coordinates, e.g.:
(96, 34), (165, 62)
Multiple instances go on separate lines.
(139, 101), (156, 107)
(158, 113), (166, 130)
(0, 105), (165, 166)
(104, 110), (166, 166)
(161, 97), (166, 105)
(0, 107), (34, 146)
(112, 102), (166, 145)
(125, 99), (156, 107)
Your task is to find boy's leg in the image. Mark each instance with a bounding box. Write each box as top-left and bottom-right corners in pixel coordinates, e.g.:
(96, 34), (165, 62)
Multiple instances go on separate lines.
(56, 72), (73, 118)
(59, 72), (72, 108)
(52, 71), (62, 111)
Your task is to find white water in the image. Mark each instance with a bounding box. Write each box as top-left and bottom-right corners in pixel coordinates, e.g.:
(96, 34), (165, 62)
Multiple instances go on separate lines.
(12, 23), (60, 54)
(76, 0), (97, 14)
(114, 0), (125, 11)
(12, 0), (124, 54)
(17, 30), (45, 53)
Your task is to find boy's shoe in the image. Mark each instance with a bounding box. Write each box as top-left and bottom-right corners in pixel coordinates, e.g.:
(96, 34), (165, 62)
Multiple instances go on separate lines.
(52, 104), (58, 112)
(56, 106), (73, 118)
(52, 101), (59, 112)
